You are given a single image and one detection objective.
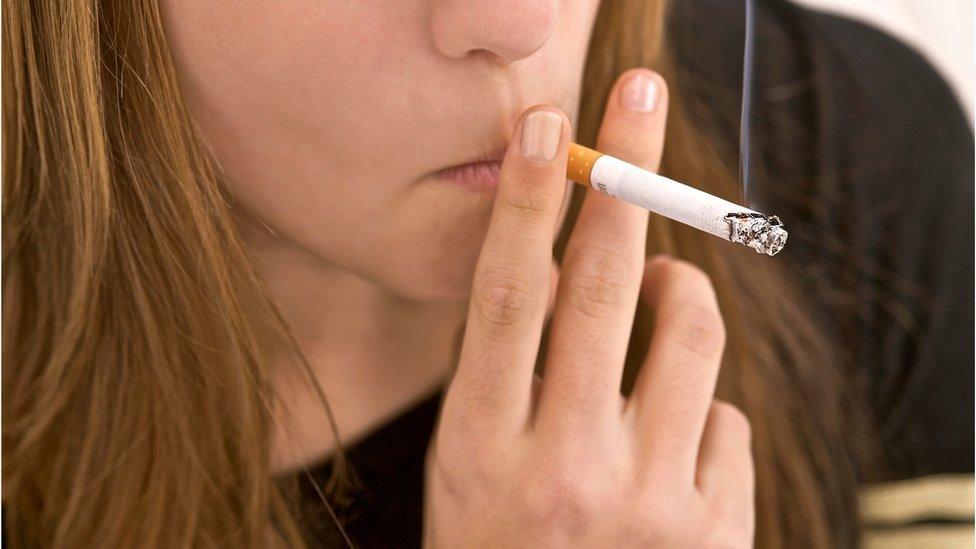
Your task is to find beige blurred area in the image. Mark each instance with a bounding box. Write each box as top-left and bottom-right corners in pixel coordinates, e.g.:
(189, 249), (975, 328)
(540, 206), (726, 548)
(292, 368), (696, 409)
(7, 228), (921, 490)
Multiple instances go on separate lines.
(794, 0), (975, 125)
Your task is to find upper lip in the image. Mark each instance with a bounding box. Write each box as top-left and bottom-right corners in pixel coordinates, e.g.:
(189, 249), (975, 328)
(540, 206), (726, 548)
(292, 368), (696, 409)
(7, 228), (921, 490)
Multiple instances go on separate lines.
(471, 146), (507, 164)
(437, 143), (508, 173)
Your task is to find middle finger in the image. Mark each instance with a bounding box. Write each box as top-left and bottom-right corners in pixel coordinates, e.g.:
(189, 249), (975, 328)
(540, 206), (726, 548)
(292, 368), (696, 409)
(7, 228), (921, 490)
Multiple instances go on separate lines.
(534, 69), (669, 438)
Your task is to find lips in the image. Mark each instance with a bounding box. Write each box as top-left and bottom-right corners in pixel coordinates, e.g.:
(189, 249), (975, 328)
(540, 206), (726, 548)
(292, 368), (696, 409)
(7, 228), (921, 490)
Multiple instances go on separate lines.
(433, 145), (508, 191)
(434, 158), (503, 191)
(440, 145), (507, 169)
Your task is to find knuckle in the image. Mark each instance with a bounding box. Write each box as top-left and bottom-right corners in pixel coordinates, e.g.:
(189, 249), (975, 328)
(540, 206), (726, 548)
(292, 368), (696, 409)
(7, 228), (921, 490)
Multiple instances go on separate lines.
(427, 442), (465, 498)
(561, 246), (636, 319)
(634, 492), (690, 544)
(471, 269), (534, 330)
(521, 479), (563, 529)
(663, 259), (715, 294)
(711, 401), (752, 441)
(645, 258), (720, 308)
(664, 302), (726, 359)
(640, 493), (682, 527)
(521, 466), (599, 533)
(701, 521), (754, 549)
(644, 253), (672, 273)
(500, 182), (554, 218)
(429, 428), (497, 497)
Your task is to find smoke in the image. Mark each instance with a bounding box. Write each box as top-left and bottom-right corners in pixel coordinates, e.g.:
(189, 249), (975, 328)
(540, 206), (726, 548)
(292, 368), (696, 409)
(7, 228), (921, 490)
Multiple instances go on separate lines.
(740, 0), (756, 206)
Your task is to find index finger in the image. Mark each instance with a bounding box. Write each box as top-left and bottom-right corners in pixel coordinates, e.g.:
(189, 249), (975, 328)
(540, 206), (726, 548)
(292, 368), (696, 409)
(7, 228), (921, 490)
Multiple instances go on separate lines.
(442, 106), (570, 440)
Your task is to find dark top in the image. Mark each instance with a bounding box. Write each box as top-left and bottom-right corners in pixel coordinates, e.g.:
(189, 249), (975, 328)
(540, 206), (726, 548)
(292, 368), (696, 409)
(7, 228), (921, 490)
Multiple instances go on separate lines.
(295, 0), (974, 546)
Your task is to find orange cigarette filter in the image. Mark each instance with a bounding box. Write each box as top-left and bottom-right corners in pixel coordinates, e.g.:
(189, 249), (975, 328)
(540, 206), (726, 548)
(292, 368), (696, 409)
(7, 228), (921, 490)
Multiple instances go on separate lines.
(566, 143), (604, 187)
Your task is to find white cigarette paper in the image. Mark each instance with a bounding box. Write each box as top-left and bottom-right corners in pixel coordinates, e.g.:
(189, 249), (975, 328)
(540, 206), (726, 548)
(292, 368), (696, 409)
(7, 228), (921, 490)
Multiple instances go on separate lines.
(567, 144), (787, 256)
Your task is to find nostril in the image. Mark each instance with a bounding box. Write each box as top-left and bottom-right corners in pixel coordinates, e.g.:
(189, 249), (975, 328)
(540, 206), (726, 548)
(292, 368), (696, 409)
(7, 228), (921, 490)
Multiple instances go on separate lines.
(469, 48), (497, 62)
(430, 0), (559, 63)
(466, 47), (523, 68)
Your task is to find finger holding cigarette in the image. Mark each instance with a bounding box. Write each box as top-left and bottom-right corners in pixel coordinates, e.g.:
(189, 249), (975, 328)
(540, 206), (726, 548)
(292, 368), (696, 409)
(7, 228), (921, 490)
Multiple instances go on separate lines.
(537, 67), (668, 431)
(567, 143), (788, 256)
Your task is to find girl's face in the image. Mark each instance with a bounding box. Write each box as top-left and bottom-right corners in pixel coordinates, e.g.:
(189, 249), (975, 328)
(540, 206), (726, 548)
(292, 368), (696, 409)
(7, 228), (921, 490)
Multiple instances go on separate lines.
(162, 1), (600, 301)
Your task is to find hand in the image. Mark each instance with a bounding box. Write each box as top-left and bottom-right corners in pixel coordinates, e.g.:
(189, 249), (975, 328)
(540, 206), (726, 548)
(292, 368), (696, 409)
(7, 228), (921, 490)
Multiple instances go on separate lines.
(424, 70), (754, 548)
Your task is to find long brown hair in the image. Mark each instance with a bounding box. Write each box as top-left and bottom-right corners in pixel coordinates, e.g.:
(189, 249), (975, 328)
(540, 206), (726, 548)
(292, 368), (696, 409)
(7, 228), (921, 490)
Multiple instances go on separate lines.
(3, 0), (864, 547)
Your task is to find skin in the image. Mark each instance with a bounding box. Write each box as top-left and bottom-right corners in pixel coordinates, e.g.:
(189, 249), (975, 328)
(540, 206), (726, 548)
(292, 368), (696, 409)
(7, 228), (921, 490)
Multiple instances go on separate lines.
(161, 1), (754, 545)
(160, 0), (592, 469)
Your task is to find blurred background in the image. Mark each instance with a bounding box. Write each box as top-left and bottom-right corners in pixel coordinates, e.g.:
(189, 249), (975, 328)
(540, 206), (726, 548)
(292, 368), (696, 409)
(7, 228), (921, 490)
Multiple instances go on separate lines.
(796, 0), (975, 124)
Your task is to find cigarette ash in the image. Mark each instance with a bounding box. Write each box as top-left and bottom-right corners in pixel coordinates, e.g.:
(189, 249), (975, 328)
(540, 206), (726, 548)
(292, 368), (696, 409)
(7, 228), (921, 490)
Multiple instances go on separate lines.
(724, 212), (788, 256)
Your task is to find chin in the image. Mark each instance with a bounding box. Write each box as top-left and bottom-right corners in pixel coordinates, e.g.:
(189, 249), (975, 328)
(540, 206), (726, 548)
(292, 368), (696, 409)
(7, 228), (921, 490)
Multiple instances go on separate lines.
(380, 246), (482, 304)
(374, 205), (497, 302)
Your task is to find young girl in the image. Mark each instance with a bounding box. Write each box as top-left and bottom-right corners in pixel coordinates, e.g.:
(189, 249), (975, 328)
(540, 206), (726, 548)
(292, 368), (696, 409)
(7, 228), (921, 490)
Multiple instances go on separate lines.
(4, 0), (972, 547)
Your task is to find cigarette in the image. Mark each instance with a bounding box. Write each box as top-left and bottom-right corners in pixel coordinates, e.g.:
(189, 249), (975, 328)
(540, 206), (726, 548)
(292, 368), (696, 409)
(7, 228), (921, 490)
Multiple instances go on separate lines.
(566, 143), (788, 256)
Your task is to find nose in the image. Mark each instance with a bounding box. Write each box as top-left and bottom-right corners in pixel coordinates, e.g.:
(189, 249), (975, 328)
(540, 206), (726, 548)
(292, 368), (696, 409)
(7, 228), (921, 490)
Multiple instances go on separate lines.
(430, 0), (559, 63)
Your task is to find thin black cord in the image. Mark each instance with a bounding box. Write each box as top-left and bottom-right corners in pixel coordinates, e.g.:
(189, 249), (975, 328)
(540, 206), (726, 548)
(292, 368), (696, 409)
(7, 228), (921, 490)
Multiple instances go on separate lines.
(740, 0), (756, 206)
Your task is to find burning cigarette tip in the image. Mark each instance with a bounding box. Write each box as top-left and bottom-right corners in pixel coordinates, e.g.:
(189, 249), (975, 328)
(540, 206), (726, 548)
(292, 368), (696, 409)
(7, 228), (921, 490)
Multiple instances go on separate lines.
(724, 212), (788, 256)
(566, 143), (790, 257)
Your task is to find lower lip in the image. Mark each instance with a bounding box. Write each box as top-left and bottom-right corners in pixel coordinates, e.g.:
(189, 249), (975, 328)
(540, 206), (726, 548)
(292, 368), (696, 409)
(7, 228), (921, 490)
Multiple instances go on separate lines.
(434, 160), (502, 191)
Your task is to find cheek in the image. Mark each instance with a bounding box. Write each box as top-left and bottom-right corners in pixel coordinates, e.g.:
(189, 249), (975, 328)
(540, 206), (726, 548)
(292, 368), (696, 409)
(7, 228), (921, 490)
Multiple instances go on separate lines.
(161, 0), (418, 254)
(362, 183), (493, 301)
(391, 216), (492, 301)
(161, 0), (407, 177)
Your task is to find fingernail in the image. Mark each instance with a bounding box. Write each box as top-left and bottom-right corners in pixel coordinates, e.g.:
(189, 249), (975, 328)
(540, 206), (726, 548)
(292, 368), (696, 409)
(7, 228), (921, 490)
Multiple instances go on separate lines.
(520, 111), (563, 165)
(619, 72), (658, 113)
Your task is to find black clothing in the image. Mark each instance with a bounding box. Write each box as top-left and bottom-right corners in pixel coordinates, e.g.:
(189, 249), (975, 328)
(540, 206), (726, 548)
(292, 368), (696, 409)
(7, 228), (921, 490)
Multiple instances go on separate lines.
(296, 1), (974, 546)
(670, 0), (974, 480)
